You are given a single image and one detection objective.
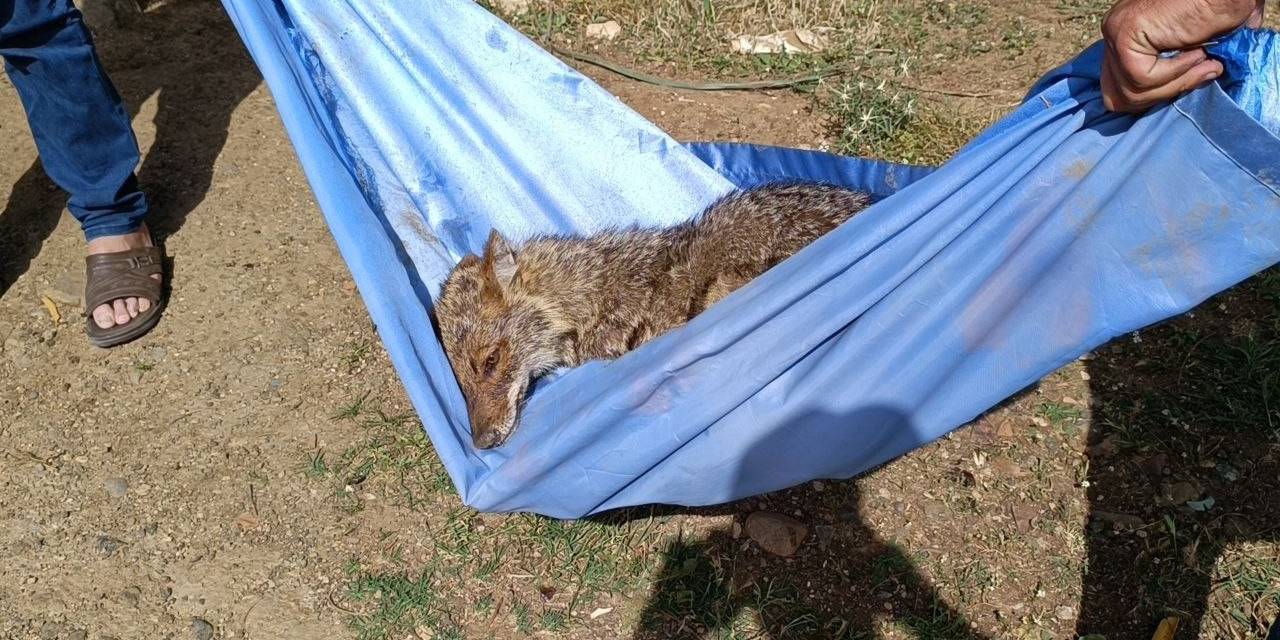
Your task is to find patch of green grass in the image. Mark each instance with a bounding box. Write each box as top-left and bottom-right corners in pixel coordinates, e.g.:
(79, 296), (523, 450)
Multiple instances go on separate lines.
(1210, 544), (1280, 635)
(517, 513), (658, 607)
(346, 565), (456, 640)
(305, 450), (329, 477)
(633, 537), (820, 639)
(1036, 401), (1083, 426)
(333, 392), (371, 421)
(872, 552), (913, 587)
(1056, 0), (1112, 24)
(341, 339), (372, 372)
(948, 559), (998, 605)
(924, 0), (989, 29)
(540, 609), (568, 631)
(513, 601), (534, 634)
(1000, 17), (1038, 57)
(321, 397), (454, 510)
(891, 604), (979, 640)
(829, 78), (918, 160)
(474, 593), (495, 617)
(437, 507), (482, 559)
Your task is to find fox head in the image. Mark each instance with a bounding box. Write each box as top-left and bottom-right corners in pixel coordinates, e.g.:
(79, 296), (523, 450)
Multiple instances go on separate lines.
(435, 230), (574, 449)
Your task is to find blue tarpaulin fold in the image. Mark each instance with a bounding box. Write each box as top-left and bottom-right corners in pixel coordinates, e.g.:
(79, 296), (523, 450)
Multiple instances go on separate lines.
(219, 0), (1280, 518)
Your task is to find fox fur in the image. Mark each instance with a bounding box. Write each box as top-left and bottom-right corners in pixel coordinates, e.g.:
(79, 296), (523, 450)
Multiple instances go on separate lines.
(434, 181), (870, 449)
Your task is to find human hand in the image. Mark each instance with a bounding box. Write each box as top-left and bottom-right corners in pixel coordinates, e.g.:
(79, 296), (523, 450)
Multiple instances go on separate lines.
(1101, 0), (1263, 112)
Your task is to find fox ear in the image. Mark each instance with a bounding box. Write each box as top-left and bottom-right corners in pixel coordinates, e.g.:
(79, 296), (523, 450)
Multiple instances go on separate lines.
(455, 254), (482, 271)
(480, 229), (519, 301)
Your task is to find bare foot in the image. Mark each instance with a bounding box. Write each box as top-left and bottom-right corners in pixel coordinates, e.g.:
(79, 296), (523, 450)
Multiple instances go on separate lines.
(86, 223), (161, 329)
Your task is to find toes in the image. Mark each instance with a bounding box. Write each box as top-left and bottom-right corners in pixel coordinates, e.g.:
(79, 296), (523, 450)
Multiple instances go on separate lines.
(113, 299), (130, 325)
(126, 297), (139, 318)
(139, 297), (151, 313)
(93, 305), (116, 329)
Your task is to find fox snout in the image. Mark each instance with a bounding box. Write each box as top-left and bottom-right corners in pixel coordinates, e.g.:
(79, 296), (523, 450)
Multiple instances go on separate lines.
(467, 392), (517, 449)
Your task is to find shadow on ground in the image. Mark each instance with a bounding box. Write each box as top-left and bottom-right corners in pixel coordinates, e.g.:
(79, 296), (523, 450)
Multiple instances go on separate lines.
(1078, 269), (1280, 638)
(0, 0), (260, 297)
(621, 410), (990, 640)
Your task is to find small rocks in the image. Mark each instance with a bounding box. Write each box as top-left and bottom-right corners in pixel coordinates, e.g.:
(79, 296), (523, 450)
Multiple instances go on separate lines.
(39, 622), (66, 640)
(1093, 511), (1144, 530)
(191, 618), (215, 640)
(45, 270), (86, 307)
(143, 346), (168, 365)
(234, 512), (260, 531)
(3, 335), (34, 369)
(95, 535), (125, 558)
(120, 586), (142, 608)
(922, 500), (948, 519)
(1161, 480), (1201, 505)
(1137, 452), (1169, 476)
(1055, 605), (1078, 621)
(1088, 435), (1118, 459)
(745, 511), (808, 557)
(814, 524), (835, 550)
(1011, 504), (1041, 533)
(990, 455), (1026, 477)
(490, 0), (529, 15)
(35, 623), (85, 640)
(104, 477), (129, 498)
(585, 20), (621, 40)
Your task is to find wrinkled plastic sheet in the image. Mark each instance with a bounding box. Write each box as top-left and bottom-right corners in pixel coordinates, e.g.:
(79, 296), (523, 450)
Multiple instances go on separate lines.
(220, 0), (1280, 518)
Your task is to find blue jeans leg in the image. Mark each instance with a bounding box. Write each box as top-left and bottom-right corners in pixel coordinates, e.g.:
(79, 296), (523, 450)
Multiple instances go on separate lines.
(0, 0), (147, 241)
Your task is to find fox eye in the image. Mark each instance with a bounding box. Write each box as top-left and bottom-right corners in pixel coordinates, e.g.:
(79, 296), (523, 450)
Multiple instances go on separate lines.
(483, 350), (499, 377)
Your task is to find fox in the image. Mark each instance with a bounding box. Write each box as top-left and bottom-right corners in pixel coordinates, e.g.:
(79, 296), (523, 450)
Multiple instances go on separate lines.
(433, 181), (871, 449)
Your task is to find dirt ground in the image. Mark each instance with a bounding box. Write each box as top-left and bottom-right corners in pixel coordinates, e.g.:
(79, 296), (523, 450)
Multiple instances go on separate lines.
(1, 1), (1277, 640)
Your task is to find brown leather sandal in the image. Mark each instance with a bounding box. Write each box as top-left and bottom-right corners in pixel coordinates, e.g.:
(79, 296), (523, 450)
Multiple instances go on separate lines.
(84, 246), (166, 348)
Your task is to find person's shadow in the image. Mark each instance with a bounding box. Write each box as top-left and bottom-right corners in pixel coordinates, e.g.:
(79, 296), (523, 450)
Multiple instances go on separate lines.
(1076, 270), (1280, 638)
(0, 0), (260, 298)
(625, 409), (990, 640)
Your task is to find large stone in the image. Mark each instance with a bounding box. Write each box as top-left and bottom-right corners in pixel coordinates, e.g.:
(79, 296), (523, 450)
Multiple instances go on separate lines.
(585, 20), (622, 41)
(745, 512), (809, 557)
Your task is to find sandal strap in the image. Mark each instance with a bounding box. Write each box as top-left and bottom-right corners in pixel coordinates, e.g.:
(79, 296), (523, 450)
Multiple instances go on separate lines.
(84, 246), (164, 311)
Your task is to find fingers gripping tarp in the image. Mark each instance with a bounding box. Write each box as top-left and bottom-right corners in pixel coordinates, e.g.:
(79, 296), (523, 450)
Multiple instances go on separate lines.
(220, 0), (1280, 519)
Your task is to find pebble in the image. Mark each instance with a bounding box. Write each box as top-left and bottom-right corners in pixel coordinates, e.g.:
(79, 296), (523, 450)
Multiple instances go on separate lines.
(192, 617), (215, 640)
(95, 535), (124, 558)
(104, 477), (129, 498)
(1163, 480), (1201, 505)
(1055, 605), (1078, 621)
(585, 20), (622, 41)
(491, 0), (529, 15)
(745, 511), (809, 557)
(143, 346), (168, 364)
(121, 586), (141, 608)
(44, 271), (85, 306)
(38, 622), (65, 640)
(3, 336), (33, 369)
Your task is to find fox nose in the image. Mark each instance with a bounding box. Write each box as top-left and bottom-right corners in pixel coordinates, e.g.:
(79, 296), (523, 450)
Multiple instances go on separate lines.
(473, 429), (503, 449)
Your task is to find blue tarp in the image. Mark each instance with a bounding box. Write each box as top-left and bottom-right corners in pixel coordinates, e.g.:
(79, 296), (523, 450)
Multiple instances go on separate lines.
(219, 0), (1280, 519)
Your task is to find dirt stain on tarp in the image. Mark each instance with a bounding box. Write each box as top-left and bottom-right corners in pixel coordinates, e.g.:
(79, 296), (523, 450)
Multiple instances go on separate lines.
(1064, 158), (1092, 179)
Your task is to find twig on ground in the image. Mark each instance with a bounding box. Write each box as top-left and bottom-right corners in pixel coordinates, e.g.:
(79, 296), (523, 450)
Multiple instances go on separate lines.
(549, 45), (838, 91)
